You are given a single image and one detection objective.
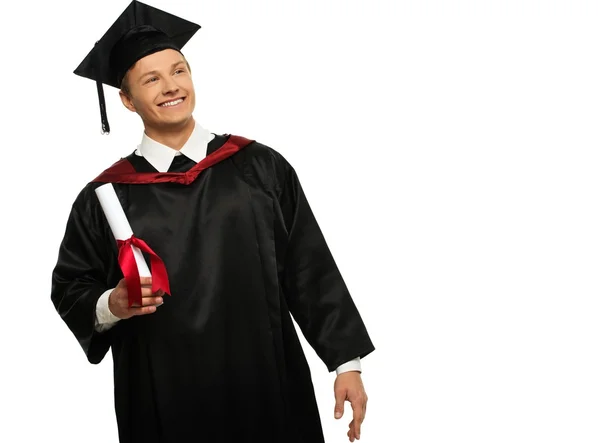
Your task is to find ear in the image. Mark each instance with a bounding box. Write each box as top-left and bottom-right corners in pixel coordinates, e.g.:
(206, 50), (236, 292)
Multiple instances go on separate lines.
(119, 90), (137, 113)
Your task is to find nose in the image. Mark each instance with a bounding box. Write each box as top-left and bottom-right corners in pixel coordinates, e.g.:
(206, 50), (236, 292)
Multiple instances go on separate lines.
(161, 76), (179, 95)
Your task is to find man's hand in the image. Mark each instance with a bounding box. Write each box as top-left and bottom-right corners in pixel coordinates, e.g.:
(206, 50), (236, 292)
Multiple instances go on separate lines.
(109, 277), (164, 319)
(334, 371), (368, 441)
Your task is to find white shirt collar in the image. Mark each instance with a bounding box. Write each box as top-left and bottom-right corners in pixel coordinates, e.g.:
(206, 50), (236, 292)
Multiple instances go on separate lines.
(134, 122), (215, 172)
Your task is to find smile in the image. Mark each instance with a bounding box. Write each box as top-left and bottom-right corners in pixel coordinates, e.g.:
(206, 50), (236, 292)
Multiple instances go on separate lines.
(159, 97), (186, 107)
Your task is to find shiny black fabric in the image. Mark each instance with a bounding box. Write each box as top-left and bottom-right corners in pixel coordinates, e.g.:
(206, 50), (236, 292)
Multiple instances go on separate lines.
(51, 134), (375, 443)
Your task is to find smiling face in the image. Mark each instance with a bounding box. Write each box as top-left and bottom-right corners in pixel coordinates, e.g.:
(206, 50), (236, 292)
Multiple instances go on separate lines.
(119, 48), (195, 132)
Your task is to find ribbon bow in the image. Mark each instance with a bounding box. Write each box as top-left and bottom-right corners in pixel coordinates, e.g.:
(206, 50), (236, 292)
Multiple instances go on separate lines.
(116, 235), (171, 307)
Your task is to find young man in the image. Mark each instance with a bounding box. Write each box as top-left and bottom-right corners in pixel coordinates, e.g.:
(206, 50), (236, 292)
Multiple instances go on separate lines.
(51, 1), (375, 442)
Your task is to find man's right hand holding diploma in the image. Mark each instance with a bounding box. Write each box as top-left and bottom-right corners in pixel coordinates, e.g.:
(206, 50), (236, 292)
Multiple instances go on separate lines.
(109, 277), (165, 319)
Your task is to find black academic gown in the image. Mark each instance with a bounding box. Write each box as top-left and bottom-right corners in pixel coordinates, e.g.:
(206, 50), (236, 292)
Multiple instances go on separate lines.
(51, 134), (375, 443)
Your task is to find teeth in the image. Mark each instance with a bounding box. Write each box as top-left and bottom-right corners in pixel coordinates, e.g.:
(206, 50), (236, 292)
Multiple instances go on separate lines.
(160, 98), (184, 107)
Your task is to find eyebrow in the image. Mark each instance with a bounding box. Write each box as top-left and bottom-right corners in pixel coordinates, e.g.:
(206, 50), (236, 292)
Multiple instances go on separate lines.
(138, 60), (186, 82)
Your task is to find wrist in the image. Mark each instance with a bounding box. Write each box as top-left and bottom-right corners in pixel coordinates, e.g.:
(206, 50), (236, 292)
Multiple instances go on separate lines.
(97, 288), (121, 324)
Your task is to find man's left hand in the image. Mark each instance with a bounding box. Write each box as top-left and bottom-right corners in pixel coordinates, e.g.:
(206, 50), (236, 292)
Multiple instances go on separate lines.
(334, 371), (368, 441)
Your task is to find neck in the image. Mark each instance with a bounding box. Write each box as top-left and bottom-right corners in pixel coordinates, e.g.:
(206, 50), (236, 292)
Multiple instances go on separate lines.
(144, 117), (196, 150)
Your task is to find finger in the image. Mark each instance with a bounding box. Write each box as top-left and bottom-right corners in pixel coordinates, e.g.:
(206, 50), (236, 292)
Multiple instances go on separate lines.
(334, 391), (346, 419)
(352, 403), (363, 438)
(131, 297), (162, 308)
(348, 420), (360, 440)
(129, 305), (157, 316)
(118, 277), (153, 289)
(347, 422), (356, 442)
(140, 287), (155, 297)
(117, 284), (152, 299)
(139, 277), (153, 286)
(141, 296), (163, 306)
(127, 288), (155, 307)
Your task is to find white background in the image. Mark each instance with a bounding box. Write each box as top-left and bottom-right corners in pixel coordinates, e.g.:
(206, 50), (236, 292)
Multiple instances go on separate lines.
(1, 0), (599, 442)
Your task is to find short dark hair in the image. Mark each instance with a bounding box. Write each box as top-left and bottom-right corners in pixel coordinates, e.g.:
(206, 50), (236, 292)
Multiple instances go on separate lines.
(120, 56), (192, 97)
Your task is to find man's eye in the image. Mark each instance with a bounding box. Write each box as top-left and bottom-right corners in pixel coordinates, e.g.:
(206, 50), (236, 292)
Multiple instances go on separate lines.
(145, 77), (158, 84)
(175, 69), (185, 74)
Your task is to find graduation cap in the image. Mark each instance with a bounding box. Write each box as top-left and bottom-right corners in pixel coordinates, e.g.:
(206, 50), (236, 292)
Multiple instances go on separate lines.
(74, 0), (200, 134)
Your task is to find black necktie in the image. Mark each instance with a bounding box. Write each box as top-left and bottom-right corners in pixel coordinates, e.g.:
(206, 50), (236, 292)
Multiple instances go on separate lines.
(168, 154), (197, 173)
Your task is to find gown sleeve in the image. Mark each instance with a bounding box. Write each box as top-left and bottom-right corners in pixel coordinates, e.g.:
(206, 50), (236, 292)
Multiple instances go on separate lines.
(50, 186), (117, 364)
(275, 153), (376, 372)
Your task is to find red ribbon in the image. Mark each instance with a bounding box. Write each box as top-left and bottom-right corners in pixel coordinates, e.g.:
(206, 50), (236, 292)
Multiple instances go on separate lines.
(116, 236), (171, 307)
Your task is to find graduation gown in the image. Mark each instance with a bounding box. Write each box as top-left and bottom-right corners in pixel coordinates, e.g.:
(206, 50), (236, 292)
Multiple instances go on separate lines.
(51, 134), (375, 443)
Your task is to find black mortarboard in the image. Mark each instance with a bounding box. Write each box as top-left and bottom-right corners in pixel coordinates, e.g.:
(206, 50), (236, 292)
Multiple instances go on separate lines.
(74, 0), (200, 134)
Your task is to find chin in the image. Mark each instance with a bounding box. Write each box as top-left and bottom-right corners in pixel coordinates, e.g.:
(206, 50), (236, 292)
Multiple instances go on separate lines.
(158, 115), (193, 127)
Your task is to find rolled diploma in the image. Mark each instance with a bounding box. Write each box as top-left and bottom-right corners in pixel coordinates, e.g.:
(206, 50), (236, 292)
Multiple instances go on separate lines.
(95, 183), (151, 278)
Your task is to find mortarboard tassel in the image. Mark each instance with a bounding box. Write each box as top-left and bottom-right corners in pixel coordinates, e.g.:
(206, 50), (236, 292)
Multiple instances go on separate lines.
(94, 40), (110, 134)
(96, 79), (110, 134)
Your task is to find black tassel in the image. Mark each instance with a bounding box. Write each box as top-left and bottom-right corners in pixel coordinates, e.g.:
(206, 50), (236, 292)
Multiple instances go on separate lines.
(96, 79), (110, 134)
(94, 40), (110, 134)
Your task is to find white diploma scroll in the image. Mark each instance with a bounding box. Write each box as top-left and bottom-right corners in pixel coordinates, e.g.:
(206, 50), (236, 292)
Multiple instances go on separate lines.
(95, 183), (151, 278)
